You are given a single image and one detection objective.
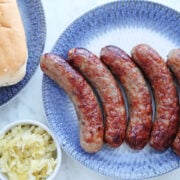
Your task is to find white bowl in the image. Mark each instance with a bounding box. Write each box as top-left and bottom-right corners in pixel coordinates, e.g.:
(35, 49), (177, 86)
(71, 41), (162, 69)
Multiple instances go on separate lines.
(0, 120), (62, 180)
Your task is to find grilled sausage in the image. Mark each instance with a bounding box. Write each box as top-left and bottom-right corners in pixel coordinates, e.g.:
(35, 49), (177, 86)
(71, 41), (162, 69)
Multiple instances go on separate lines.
(167, 48), (180, 155)
(40, 53), (104, 153)
(68, 48), (126, 147)
(167, 49), (180, 84)
(131, 44), (179, 151)
(100, 45), (152, 150)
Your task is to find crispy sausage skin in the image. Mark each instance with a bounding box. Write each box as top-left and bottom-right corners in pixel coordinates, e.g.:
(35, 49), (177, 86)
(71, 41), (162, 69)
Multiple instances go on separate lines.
(167, 48), (180, 155)
(167, 49), (180, 84)
(100, 45), (152, 150)
(68, 48), (126, 147)
(131, 44), (179, 151)
(40, 53), (104, 153)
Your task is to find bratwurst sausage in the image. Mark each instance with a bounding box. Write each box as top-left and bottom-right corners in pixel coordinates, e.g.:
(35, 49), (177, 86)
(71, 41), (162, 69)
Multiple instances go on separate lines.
(68, 48), (126, 147)
(100, 45), (152, 150)
(131, 44), (179, 151)
(167, 49), (180, 83)
(40, 53), (104, 153)
(167, 48), (180, 155)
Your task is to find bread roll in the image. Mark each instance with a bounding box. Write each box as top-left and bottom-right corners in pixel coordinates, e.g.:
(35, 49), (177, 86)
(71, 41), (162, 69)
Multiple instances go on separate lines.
(0, 0), (28, 86)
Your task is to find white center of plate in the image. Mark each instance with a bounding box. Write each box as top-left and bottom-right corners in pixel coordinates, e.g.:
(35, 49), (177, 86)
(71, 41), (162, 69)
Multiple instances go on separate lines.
(85, 27), (177, 60)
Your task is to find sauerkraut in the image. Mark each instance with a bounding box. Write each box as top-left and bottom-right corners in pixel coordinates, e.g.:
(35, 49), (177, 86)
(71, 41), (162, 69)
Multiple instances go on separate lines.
(0, 124), (57, 180)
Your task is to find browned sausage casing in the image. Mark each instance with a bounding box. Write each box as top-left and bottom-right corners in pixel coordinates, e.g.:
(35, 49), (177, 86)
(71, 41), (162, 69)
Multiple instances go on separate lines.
(167, 49), (180, 84)
(100, 45), (152, 150)
(68, 48), (126, 147)
(131, 44), (179, 151)
(167, 48), (180, 155)
(40, 53), (104, 153)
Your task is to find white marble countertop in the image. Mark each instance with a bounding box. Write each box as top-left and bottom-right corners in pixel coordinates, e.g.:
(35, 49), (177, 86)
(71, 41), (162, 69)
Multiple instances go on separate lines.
(0, 0), (179, 180)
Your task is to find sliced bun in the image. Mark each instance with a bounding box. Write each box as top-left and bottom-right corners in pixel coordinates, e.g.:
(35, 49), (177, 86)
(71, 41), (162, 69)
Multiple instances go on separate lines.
(0, 0), (28, 86)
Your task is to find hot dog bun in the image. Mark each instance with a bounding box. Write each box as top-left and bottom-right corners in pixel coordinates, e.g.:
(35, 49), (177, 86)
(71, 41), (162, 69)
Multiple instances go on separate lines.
(0, 0), (27, 86)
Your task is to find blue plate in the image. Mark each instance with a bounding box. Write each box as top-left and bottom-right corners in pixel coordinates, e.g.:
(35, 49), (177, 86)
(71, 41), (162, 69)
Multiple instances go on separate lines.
(0, 0), (46, 106)
(42, 1), (180, 179)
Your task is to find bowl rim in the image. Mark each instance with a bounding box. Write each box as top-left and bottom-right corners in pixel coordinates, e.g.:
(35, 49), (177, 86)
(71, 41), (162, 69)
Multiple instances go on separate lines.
(0, 119), (62, 180)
